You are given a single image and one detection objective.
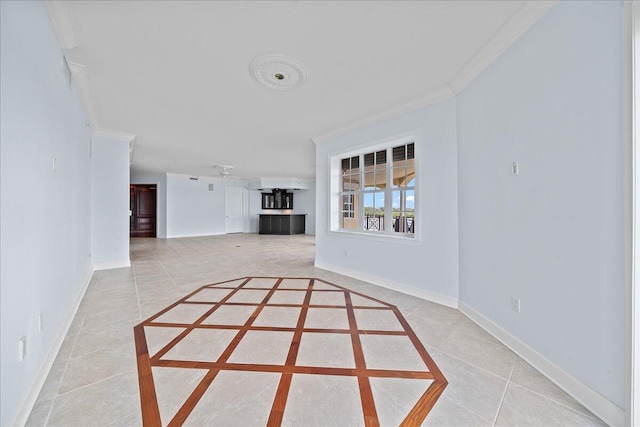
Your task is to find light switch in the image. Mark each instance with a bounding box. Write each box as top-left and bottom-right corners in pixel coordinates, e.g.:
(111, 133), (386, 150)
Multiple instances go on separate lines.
(511, 162), (519, 175)
(18, 336), (27, 362)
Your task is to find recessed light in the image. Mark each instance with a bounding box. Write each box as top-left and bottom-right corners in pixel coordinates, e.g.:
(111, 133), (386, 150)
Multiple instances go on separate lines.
(250, 54), (307, 91)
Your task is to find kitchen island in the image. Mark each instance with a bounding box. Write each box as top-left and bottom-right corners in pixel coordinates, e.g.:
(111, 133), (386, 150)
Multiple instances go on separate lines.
(258, 214), (306, 235)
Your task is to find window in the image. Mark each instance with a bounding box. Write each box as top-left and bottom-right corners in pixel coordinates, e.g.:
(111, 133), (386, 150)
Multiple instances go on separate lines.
(342, 194), (355, 218)
(336, 141), (415, 237)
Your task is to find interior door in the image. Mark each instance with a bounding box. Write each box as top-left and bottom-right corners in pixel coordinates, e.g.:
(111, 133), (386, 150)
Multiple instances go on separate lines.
(225, 186), (245, 234)
(130, 184), (157, 237)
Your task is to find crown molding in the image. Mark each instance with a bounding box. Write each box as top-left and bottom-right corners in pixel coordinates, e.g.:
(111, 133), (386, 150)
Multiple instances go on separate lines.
(93, 130), (137, 164)
(311, 84), (454, 145)
(312, 2), (556, 146)
(67, 62), (100, 130)
(70, 62), (137, 163)
(448, 1), (557, 94)
(129, 137), (136, 165)
(47, 7), (138, 163)
(43, 1), (79, 50)
(93, 129), (137, 143)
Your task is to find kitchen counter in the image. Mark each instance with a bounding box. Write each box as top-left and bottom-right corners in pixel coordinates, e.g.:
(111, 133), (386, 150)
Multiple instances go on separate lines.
(259, 214), (305, 235)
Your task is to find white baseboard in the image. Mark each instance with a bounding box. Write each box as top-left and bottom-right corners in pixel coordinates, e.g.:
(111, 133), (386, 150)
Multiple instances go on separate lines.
(12, 268), (94, 427)
(312, 260), (623, 425)
(93, 259), (131, 270)
(166, 232), (225, 239)
(458, 301), (625, 427)
(314, 260), (458, 308)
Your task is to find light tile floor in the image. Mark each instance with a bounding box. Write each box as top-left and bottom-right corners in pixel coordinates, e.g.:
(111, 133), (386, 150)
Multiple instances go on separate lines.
(26, 234), (606, 426)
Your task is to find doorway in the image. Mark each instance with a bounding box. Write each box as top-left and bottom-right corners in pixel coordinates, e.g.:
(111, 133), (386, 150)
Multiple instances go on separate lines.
(130, 184), (157, 237)
(225, 186), (247, 234)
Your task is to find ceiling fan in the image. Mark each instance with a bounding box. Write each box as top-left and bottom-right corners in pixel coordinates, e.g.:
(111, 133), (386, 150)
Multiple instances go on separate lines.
(213, 164), (243, 180)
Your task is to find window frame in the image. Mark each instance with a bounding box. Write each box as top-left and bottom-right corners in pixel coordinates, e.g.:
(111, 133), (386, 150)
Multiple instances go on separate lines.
(328, 131), (420, 242)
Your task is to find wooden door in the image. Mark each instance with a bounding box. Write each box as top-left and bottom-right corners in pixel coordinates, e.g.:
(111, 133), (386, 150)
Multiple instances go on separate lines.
(130, 185), (157, 237)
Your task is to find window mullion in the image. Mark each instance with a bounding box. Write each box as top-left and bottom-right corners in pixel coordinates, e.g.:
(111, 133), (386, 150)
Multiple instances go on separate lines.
(357, 154), (364, 231)
(385, 147), (393, 233)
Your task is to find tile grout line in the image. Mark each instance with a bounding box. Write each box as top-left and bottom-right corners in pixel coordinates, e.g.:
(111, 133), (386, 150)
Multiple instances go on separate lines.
(430, 344), (601, 423)
(43, 254), (141, 424)
(452, 326), (506, 347)
(436, 350), (513, 382)
(408, 309), (466, 331)
(504, 377), (604, 422)
(433, 318), (520, 382)
(437, 323), (603, 423)
(42, 308), (87, 426)
(491, 356), (517, 427)
(132, 253), (143, 328)
(106, 410), (139, 426)
(434, 317), (466, 351)
(52, 368), (139, 399)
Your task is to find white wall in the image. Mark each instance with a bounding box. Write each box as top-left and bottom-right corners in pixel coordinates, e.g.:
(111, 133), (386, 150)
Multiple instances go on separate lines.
(0, 2), (93, 425)
(248, 185), (316, 235)
(315, 99), (459, 305)
(92, 135), (130, 269)
(249, 190), (261, 233)
(631, 4), (640, 424)
(456, 0), (625, 409)
(130, 172), (168, 238)
(295, 186), (316, 235)
(166, 173), (248, 238)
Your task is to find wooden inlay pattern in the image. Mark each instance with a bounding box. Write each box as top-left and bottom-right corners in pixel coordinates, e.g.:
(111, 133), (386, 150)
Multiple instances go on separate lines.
(134, 277), (448, 426)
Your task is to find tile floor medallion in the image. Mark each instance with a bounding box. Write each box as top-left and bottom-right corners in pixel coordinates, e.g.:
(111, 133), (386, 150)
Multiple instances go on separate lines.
(134, 277), (448, 426)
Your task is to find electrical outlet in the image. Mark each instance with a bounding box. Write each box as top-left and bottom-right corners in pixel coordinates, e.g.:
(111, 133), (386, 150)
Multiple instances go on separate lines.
(38, 314), (43, 332)
(18, 336), (27, 362)
(344, 250), (349, 258)
(52, 157), (57, 172)
(511, 297), (521, 313)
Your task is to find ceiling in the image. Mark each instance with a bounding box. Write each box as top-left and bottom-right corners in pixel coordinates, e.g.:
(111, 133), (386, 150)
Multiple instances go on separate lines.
(47, 1), (553, 181)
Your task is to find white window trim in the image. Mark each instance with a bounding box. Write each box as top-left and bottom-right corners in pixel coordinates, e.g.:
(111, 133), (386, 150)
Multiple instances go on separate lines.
(327, 130), (422, 244)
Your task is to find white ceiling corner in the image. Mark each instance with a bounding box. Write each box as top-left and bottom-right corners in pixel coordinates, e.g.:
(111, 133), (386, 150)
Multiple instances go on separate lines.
(448, 1), (558, 94)
(93, 130), (138, 164)
(311, 84), (455, 145)
(313, 1), (558, 145)
(44, 1), (79, 50)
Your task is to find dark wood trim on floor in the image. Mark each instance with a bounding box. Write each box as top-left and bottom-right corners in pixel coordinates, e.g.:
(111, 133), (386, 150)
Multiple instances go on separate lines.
(134, 277), (447, 426)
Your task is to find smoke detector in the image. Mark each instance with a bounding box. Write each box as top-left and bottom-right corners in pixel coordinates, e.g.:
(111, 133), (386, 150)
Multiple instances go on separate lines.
(250, 54), (307, 91)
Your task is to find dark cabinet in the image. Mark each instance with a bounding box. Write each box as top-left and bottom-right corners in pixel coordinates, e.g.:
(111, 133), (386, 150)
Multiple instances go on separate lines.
(262, 190), (293, 209)
(262, 193), (275, 209)
(259, 215), (305, 235)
